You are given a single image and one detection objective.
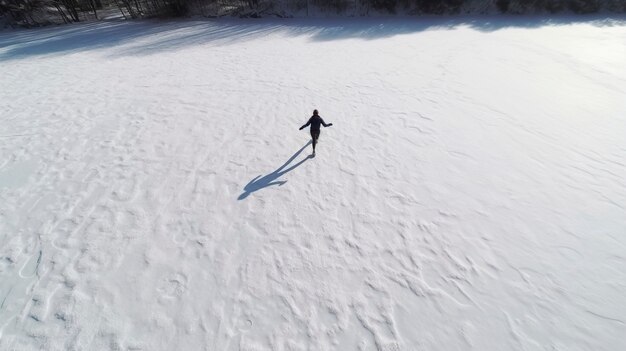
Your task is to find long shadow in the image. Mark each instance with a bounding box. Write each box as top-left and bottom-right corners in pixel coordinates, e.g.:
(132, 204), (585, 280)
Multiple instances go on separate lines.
(0, 20), (160, 59)
(1, 14), (625, 61)
(238, 141), (313, 200)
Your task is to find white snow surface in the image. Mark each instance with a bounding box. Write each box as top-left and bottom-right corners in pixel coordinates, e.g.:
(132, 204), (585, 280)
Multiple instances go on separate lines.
(1, 17), (626, 351)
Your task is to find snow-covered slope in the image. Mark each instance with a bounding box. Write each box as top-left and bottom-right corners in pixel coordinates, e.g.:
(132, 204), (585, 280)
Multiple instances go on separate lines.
(1, 17), (625, 351)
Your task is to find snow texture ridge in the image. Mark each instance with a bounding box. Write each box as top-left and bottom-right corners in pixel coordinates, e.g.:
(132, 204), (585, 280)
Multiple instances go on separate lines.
(1, 17), (625, 350)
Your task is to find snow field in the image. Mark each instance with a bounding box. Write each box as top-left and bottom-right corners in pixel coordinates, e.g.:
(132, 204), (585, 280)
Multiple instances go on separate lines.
(1, 17), (626, 350)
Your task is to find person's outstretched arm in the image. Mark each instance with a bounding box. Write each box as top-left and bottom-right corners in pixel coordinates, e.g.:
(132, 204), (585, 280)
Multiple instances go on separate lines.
(299, 117), (312, 130)
(321, 118), (333, 127)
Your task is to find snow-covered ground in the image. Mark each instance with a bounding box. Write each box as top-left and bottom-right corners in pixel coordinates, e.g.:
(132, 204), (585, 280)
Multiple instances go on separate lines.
(1, 16), (625, 351)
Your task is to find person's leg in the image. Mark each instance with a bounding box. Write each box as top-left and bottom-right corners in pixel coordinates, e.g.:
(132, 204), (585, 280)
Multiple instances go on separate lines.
(311, 130), (320, 151)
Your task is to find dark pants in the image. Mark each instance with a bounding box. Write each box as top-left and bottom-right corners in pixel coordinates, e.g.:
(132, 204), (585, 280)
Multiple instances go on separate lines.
(310, 129), (320, 150)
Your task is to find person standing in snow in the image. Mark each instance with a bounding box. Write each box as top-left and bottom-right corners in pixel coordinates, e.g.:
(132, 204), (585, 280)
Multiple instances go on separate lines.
(299, 109), (333, 156)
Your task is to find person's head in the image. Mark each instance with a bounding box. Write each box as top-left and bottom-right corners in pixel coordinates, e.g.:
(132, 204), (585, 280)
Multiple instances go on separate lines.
(313, 109), (319, 116)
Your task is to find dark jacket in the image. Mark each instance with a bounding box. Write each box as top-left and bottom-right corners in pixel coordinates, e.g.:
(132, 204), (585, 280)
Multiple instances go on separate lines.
(300, 115), (332, 131)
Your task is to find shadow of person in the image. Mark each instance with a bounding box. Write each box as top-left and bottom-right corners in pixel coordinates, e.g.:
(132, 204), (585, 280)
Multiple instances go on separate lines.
(238, 141), (313, 200)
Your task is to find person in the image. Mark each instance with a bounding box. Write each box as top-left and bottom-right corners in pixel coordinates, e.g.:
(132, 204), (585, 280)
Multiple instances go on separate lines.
(299, 109), (333, 156)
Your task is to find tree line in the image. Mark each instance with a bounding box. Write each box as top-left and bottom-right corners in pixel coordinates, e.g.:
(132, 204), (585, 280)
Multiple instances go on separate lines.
(1, 0), (625, 27)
